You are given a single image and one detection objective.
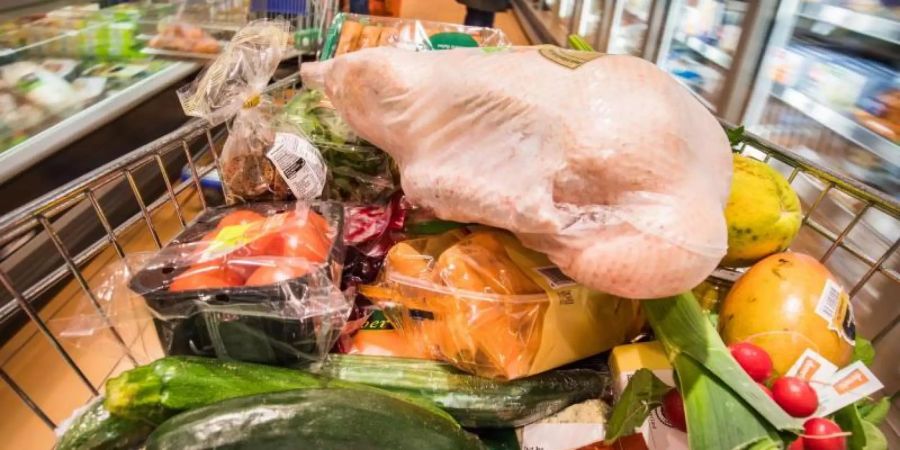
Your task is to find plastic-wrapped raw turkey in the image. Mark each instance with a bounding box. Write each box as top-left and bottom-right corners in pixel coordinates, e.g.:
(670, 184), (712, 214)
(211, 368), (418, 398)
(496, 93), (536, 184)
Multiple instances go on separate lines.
(301, 46), (732, 298)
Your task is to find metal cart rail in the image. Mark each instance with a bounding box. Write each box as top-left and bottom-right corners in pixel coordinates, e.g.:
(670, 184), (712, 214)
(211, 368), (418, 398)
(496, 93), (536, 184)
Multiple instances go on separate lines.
(0, 74), (896, 447)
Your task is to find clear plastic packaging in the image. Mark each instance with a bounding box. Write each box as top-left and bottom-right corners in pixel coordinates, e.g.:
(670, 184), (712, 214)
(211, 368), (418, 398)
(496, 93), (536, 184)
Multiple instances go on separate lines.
(178, 19), (299, 203)
(320, 13), (510, 59)
(59, 202), (352, 367)
(280, 88), (399, 203)
(361, 228), (643, 379)
(301, 46), (732, 298)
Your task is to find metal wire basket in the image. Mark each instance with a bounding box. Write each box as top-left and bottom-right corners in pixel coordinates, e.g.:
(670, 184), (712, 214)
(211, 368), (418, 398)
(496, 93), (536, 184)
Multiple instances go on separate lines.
(0, 74), (896, 448)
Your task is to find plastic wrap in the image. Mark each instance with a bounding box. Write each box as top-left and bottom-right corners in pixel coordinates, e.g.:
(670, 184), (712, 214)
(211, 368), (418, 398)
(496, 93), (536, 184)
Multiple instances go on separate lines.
(361, 228), (643, 379)
(178, 19), (305, 203)
(320, 13), (510, 59)
(301, 46), (733, 298)
(59, 202), (352, 367)
(281, 88), (399, 203)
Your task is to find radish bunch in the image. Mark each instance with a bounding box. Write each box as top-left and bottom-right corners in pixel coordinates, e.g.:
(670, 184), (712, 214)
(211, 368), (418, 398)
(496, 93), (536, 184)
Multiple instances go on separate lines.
(727, 342), (847, 450)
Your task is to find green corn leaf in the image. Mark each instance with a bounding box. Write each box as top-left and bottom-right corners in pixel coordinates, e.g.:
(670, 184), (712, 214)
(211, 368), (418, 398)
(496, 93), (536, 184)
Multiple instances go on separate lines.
(860, 420), (888, 450)
(604, 368), (670, 443)
(675, 354), (779, 450)
(742, 436), (783, 450)
(643, 294), (801, 433)
(852, 337), (875, 366)
(404, 219), (468, 235)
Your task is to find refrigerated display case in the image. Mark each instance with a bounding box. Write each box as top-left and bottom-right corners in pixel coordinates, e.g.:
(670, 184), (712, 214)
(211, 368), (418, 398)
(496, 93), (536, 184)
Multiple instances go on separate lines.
(655, 0), (776, 120)
(513, 0), (582, 46)
(605, 0), (668, 57)
(743, 1), (899, 197)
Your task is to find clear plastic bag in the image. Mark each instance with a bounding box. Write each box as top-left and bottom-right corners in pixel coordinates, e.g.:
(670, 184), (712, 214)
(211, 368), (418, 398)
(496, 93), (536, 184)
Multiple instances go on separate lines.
(320, 13), (510, 59)
(178, 19), (298, 203)
(57, 202), (352, 367)
(280, 88), (399, 203)
(361, 228), (643, 379)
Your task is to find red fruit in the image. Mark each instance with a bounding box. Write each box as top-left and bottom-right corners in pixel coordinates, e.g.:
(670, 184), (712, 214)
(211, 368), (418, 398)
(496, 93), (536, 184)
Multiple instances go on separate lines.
(729, 342), (774, 382)
(803, 418), (846, 450)
(661, 389), (687, 432)
(245, 262), (312, 286)
(217, 210), (264, 229)
(169, 261), (243, 291)
(772, 377), (818, 417)
(758, 382), (774, 400)
(788, 438), (805, 450)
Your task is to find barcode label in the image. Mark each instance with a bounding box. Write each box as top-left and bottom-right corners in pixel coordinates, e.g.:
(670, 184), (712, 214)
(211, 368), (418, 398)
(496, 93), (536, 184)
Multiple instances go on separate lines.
(814, 279), (843, 324)
(534, 266), (577, 289)
(266, 132), (326, 200)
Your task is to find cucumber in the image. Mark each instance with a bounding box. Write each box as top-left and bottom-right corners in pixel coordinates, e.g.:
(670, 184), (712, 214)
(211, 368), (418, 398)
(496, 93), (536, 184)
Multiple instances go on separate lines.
(105, 356), (454, 424)
(56, 398), (153, 450)
(310, 354), (608, 427)
(146, 388), (486, 450)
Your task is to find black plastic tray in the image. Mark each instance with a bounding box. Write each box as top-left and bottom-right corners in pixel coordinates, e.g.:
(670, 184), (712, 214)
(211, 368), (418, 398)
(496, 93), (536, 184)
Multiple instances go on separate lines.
(129, 201), (346, 367)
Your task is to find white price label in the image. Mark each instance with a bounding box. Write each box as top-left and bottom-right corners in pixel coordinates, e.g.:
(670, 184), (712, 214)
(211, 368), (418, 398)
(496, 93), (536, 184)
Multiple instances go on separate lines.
(266, 132), (326, 200)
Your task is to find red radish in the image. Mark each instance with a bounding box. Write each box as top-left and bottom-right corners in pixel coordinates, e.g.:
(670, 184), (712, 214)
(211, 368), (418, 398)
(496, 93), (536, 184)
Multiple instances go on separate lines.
(772, 377), (818, 417)
(787, 438), (805, 450)
(802, 418), (846, 450)
(661, 389), (687, 432)
(758, 382), (774, 400)
(729, 342), (773, 382)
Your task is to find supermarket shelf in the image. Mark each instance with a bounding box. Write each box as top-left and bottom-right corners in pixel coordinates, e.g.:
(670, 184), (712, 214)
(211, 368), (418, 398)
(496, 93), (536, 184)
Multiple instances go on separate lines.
(674, 76), (716, 111)
(798, 3), (899, 45)
(623, 6), (649, 23)
(771, 84), (900, 167)
(673, 31), (733, 69)
(0, 61), (199, 184)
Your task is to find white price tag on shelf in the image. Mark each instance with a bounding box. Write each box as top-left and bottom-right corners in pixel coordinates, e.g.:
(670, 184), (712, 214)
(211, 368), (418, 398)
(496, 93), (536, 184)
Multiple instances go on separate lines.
(266, 132), (326, 200)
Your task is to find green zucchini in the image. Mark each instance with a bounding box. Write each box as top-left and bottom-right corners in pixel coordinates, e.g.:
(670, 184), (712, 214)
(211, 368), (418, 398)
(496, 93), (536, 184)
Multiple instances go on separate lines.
(105, 356), (455, 425)
(310, 354), (608, 427)
(146, 388), (486, 450)
(56, 398), (154, 450)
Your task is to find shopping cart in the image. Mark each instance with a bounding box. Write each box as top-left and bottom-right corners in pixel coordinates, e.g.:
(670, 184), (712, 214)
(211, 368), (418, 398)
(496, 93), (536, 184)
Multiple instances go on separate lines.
(0, 74), (896, 448)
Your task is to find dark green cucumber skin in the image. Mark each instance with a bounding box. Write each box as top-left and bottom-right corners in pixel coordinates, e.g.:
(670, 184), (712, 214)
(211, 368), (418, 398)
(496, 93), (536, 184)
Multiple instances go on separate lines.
(311, 354), (608, 427)
(104, 355), (453, 425)
(146, 388), (486, 450)
(56, 398), (154, 450)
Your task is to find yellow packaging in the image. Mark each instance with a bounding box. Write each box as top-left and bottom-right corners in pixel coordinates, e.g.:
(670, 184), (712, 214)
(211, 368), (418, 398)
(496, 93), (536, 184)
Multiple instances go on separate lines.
(362, 228), (641, 379)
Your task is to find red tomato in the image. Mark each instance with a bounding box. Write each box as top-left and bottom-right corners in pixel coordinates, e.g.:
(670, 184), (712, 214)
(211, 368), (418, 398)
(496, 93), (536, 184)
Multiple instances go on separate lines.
(248, 211), (331, 262)
(169, 261), (243, 292)
(216, 210), (264, 229)
(245, 262), (312, 286)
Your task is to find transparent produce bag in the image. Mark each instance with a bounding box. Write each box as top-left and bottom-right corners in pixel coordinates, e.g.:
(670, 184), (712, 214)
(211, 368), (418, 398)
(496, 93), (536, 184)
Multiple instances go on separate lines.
(59, 202), (352, 368)
(178, 19), (309, 204)
(361, 228), (644, 380)
(280, 88), (399, 203)
(320, 13), (510, 59)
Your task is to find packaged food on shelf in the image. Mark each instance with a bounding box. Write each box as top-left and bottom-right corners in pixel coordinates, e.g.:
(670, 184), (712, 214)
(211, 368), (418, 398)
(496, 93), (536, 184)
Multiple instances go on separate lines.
(362, 228), (642, 379)
(178, 19), (309, 203)
(149, 19), (220, 55)
(320, 13), (510, 59)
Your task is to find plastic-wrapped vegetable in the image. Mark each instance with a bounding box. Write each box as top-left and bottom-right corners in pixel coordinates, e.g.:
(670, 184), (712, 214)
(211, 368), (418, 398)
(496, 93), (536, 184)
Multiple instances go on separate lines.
(362, 228), (643, 379)
(58, 202), (352, 367)
(281, 88), (399, 203)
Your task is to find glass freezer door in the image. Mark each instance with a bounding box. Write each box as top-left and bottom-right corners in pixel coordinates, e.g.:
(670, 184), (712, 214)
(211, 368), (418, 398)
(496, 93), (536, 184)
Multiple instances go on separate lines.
(608, 0), (654, 56)
(657, 0), (749, 112)
(743, 1), (900, 197)
(575, 0), (604, 48)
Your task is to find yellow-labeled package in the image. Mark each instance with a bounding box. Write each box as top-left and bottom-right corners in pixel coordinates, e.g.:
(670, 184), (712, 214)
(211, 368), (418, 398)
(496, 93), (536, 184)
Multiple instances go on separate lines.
(361, 228), (641, 379)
